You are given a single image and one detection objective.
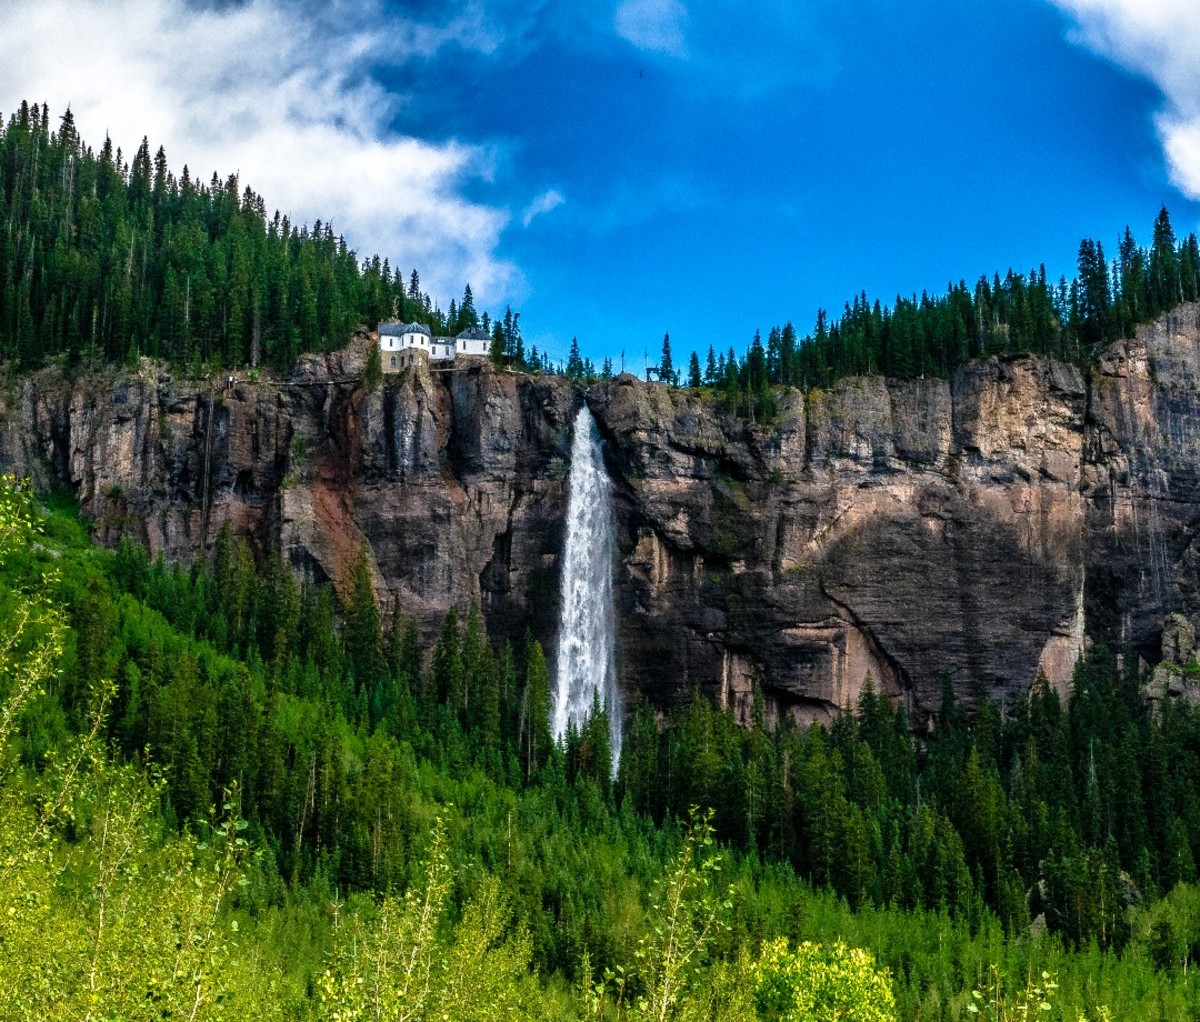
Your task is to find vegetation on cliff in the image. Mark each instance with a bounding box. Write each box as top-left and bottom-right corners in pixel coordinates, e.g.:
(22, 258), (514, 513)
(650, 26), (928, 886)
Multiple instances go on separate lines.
(651, 205), (1200, 422)
(4, 101), (1199, 402)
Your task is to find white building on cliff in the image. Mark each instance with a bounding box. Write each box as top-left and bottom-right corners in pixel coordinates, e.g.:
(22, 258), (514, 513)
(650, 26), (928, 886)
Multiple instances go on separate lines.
(377, 321), (490, 371)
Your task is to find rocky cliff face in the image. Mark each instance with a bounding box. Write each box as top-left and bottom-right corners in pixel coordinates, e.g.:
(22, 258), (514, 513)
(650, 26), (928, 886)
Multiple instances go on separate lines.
(588, 354), (1088, 725)
(6, 306), (1200, 726)
(0, 340), (578, 655)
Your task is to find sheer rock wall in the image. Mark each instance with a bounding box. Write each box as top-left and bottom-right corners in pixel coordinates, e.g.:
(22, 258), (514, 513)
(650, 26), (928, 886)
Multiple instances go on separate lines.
(5, 306), (1200, 725)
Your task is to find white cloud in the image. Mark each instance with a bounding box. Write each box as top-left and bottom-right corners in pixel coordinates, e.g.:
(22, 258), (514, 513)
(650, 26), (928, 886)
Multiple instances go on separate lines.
(614, 0), (688, 57)
(1048, 0), (1200, 201)
(1162, 116), (1200, 197)
(522, 189), (566, 227)
(0, 0), (521, 305)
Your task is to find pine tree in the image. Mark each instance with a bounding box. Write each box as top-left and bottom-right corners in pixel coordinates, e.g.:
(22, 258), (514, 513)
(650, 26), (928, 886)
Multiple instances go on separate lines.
(460, 283), (478, 328)
(659, 331), (673, 382)
(364, 341), (383, 389)
(1150, 205), (1181, 313)
(779, 322), (797, 384)
(566, 336), (584, 379)
(430, 608), (463, 715)
(476, 645), (501, 759)
(520, 637), (552, 778)
(342, 543), (386, 705)
(1075, 238), (1111, 347)
(460, 602), (486, 721)
(490, 323), (507, 367)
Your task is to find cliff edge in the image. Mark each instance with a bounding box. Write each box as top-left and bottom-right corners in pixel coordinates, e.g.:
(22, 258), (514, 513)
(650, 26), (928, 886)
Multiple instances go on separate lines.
(6, 306), (1200, 725)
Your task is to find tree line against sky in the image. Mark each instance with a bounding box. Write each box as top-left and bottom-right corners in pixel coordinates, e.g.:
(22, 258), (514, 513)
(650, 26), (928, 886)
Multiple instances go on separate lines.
(4, 102), (1200, 400)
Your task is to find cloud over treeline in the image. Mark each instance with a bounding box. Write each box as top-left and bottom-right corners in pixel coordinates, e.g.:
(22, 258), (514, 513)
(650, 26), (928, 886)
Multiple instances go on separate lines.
(0, 0), (520, 305)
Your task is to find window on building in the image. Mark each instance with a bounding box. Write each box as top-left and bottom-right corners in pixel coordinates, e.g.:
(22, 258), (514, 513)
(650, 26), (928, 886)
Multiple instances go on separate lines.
(390, 356), (397, 368)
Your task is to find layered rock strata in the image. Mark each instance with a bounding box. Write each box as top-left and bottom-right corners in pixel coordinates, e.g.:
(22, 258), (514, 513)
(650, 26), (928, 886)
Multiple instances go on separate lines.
(4, 306), (1200, 725)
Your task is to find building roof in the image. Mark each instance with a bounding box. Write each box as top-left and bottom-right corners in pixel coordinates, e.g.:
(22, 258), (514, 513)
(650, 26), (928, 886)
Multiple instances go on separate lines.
(379, 320), (431, 336)
(457, 327), (491, 341)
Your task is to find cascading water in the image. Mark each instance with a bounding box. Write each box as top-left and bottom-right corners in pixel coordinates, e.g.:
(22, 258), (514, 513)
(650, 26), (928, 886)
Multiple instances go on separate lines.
(554, 404), (622, 770)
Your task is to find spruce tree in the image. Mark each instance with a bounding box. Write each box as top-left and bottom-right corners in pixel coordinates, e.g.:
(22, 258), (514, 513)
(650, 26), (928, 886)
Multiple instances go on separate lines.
(431, 607), (463, 714)
(521, 637), (552, 778)
(566, 336), (584, 379)
(342, 543), (386, 699)
(364, 341), (382, 390)
(461, 283), (478, 328)
(659, 331), (673, 382)
(1150, 205), (1181, 313)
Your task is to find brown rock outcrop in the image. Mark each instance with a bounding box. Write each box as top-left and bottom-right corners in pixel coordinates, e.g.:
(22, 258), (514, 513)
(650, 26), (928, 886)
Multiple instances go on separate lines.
(589, 358), (1088, 723)
(4, 306), (1200, 727)
(0, 338), (578, 652)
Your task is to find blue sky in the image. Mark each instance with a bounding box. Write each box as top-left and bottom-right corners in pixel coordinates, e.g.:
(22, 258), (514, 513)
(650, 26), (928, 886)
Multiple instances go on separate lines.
(3, 0), (1199, 369)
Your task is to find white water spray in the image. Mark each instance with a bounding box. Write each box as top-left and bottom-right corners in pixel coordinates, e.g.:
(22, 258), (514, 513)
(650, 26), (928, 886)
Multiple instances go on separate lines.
(554, 405), (622, 769)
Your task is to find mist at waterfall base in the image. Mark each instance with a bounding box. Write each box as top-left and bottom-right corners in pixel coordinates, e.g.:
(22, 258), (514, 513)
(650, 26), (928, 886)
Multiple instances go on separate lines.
(553, 405), (622, 772)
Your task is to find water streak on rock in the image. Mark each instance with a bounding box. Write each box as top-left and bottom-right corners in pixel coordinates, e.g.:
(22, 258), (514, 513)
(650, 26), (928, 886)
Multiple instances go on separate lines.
(554, 405), (621, 768)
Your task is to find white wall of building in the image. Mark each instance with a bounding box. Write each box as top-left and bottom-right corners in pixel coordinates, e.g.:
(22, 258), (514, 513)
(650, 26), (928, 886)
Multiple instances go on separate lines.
(378, 323), (491, 370)
(457, 336), (490, 357)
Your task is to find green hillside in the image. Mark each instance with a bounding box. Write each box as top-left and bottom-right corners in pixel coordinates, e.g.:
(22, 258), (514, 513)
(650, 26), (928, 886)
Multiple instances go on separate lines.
(8, 99), (1200, 1019)
(2, 477), (1200, 1019)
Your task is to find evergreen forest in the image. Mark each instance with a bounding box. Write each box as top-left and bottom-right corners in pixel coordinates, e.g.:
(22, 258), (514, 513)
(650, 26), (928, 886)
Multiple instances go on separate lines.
(3, 476), (1200, 1019)
(5, 101), (1200, 404)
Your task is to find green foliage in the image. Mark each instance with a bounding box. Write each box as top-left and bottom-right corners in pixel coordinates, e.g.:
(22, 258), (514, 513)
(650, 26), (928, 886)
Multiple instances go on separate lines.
(521, 637), (552, 778)
(364, 341), (383, 389)
(0, 476), (280, 1019)
(318, 819), (545, 1021)
(0, 103), (493, 370)
(1, 476), (1198, 1020)
(0, 476), (64, 746)
(968, 967), (1059, 1022)
(753, 938), (896, 1022)
(631, 808), (731, 1021)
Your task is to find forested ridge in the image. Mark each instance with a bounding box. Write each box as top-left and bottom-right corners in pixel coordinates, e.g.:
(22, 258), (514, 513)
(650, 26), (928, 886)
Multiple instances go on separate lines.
(667, 201), (1200, 395)
(3, 478), (1200, 1019)
(558, 207), (1200, 414)
(5, 100), (1200, 402)
(0, 101), (493, 372)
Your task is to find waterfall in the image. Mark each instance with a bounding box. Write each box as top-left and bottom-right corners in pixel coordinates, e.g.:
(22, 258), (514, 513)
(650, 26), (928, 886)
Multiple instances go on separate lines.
(554, 404), (622, 770)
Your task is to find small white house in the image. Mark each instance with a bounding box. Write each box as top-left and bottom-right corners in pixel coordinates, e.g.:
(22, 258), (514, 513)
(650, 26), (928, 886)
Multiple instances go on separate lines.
(378, 321), (431, 371)
(377, 321), (492, 372)
(430, 337), (456, 361)
(456, 328), (491, 357)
